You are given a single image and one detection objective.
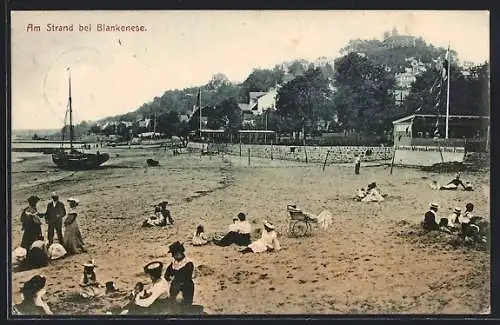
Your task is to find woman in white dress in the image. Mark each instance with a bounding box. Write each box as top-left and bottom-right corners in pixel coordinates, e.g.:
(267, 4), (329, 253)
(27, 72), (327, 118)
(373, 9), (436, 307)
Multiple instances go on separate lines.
(241, 221), (280, 254)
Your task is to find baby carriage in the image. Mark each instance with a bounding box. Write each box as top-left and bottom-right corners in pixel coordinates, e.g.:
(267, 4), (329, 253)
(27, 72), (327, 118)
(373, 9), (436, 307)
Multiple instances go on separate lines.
(287, 205), (316, 237)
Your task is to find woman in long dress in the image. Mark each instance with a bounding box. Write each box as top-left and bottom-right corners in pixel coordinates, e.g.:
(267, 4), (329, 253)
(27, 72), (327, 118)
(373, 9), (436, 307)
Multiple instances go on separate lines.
(63, 198), (86, 254)
(20, 195), (44, 250)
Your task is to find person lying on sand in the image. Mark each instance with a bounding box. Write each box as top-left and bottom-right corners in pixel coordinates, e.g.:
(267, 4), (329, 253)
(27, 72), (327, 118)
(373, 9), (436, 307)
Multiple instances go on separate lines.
(12, 275), (53, 315)
(440, 172), (473, 191)
(214, 213), (252, 247)
(192, 225), (210, 246)
(241, 221), (280, 254)
(164, 241), (196, 307)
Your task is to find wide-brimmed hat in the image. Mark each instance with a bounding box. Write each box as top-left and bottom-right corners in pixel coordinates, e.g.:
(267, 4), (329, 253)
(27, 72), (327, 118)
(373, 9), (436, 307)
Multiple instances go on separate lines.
(20, 275), (46, 295)
(144, 261), (164, 275)
(51, 192), (58, 198)
(67, 197), (80, 204)
(168, 241), (185, 255)
(83, 259), (97, 268)
(454, 207), (462, 213)
(430, 203), (439, 209)
(27, 195), (40, 204)
(158, 201), (169, 207)
(264, 221), (275, 230)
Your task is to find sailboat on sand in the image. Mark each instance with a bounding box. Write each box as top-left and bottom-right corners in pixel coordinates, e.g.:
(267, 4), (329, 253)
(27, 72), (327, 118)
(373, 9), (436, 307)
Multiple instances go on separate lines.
(52, 68), (110, 170)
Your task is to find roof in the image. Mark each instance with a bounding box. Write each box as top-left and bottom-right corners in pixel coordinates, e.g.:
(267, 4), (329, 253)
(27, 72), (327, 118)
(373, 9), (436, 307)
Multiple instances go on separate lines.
(238, 130), (276, 134)
(392, 114), (490, 125)
(200, 129), (225, 133)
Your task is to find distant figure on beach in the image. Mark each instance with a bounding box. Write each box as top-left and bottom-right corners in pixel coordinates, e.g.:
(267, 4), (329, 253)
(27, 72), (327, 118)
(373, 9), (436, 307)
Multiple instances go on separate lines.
(64, 198), (86, 254)
(44, 192), (66, 246)
(241, 221), (280, 254)
(446, 207), (463, 231)
(12, 275), (52, 315)
(192, 225), (209, 246)
(164, 242), (195, 308)
(159, 201), (174, 225)
(214, 212), (252, 247)
(361, 182), (385, 203)
(80, 260), (104, 298)
(142, 201), (174, 227)
(440, 172), (472, 191)
(20, 195), (44, 250)
(429, 180), (440, 190)
(354, 155), (361, 175)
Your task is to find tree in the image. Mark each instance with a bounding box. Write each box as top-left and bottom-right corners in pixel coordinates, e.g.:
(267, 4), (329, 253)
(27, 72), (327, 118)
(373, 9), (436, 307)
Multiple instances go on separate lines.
(404, 61), (490, 117)
(276, 67), (334, 138)
(333, 52), (397, 135)
(157, 111), (180, 137)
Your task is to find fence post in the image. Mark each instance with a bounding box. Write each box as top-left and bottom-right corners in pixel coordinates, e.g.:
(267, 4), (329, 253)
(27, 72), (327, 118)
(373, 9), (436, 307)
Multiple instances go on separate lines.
(322, 150), (330, 171)
(390, 147), (396, 175)
(239, 137), (242, 157)
(270, 141), (274, 160)
(248, 148), (251, 166)
(303, 138), (308, 163)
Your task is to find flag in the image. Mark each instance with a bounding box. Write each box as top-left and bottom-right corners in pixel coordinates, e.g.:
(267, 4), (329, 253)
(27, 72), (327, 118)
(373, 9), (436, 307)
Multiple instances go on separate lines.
(442, 47), (450, 81)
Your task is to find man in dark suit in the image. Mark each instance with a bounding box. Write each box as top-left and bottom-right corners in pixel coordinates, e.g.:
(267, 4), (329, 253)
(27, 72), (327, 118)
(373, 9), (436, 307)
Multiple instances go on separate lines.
(422, 202), (443, 231)
(44, 192), (66, 246)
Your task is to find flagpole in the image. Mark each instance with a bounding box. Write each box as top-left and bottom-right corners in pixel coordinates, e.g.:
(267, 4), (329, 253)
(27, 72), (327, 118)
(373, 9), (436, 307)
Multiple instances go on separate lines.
(445, 44), (451, 139)
(199, 89), (202, 133)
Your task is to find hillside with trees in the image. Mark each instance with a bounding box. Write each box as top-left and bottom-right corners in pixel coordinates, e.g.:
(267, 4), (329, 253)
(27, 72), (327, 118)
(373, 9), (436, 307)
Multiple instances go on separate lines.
(64, 28), (488, 146)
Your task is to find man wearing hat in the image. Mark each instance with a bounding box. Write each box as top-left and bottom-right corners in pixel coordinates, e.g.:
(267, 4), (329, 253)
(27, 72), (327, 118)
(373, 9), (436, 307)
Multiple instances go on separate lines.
(43, 192), (66, 246)
(422, 203), (441, 231)
(20, 195), (44, 249)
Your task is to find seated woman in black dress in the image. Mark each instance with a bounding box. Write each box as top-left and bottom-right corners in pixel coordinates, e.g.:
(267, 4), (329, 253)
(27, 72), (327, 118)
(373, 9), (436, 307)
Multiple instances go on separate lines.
(164, 241), (195, 308)
(214, 212), (252, 247)
(13, 275), (53, 315)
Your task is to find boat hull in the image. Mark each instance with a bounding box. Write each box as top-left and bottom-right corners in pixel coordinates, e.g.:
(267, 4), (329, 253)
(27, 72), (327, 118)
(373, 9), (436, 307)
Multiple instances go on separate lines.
(52, 151), (110, 170)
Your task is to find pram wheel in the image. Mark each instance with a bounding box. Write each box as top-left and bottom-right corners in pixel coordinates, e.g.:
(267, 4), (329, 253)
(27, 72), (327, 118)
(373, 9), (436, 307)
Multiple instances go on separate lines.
(291, 220), (311, 237)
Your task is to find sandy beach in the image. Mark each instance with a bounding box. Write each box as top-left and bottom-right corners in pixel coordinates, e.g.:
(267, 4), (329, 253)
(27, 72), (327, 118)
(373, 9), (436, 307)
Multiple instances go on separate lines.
(10, 147), (490, 315)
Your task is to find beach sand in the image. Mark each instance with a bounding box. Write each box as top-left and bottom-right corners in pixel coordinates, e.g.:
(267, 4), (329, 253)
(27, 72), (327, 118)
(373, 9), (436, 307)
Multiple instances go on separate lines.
(10, 148), (490, 314)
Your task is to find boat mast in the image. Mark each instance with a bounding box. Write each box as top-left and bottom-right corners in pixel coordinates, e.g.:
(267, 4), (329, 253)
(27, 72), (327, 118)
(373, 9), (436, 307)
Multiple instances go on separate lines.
(68, 68), (74, 149)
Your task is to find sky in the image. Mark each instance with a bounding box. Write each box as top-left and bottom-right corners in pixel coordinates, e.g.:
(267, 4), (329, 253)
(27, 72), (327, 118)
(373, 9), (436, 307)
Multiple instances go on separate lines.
(11, 10), (489, 130)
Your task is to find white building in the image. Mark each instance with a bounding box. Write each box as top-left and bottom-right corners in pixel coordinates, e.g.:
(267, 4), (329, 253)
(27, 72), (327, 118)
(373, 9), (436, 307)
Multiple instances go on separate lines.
(238, 88), (278, 126)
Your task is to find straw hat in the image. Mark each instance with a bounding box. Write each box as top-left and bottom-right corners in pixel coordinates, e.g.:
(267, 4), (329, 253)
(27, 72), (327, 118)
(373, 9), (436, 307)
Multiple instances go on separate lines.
(454, 207), (462, 213)
(51, 192), (58, 198)
(83, 259), (97, 268)
(67, 197), (80, 204)
(144, 261), (164, 275)
(430, 203), (439, 209)
(264, 221), (275, 230)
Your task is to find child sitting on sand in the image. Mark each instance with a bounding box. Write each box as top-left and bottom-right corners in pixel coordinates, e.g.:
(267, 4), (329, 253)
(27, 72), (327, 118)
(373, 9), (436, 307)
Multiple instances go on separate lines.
(241, 221), (280, 254)
(192, 225), (209, 246)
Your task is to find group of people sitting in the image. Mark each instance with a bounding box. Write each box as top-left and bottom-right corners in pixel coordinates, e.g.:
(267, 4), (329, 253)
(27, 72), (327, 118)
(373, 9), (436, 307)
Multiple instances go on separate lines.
(355, 182), (386, 202)
(422, 202), (488, 243)
(429, 172), (474, 191)
(191, 212), (281, 254)
(13, 192), (86, 271)
(142, 201), (175, 227)
(14, 241), (202, 315)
